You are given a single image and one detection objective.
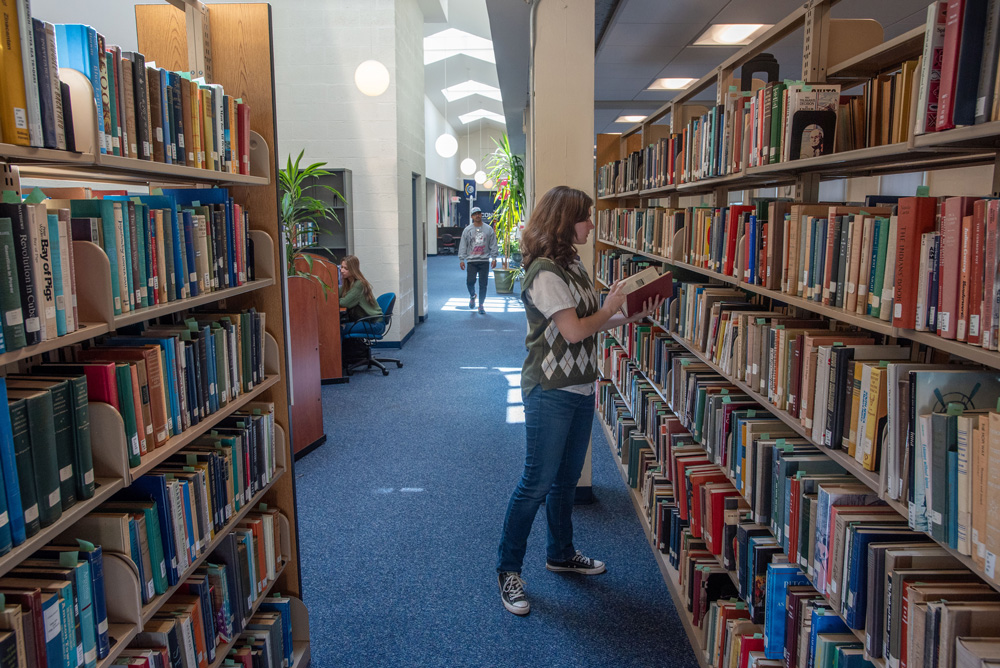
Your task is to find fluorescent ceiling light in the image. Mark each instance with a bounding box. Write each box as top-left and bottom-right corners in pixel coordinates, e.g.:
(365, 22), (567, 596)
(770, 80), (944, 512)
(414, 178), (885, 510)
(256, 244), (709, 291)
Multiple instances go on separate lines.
(647, 77), (696, 90)
(615, 115), (647, 123)
(424, 29), (496, 65)
(693, 24), (770, 46)
(442, 80), (502, 102)
(459, 109), (506, 124)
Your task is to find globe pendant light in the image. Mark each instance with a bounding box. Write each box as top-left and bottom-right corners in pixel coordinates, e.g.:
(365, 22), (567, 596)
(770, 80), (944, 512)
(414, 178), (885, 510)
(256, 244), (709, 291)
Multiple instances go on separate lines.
(355, 60), (390, 96)
(460, 158), (476, 175)
(474, 170), (486, 184)
(436, 134), (458, 158)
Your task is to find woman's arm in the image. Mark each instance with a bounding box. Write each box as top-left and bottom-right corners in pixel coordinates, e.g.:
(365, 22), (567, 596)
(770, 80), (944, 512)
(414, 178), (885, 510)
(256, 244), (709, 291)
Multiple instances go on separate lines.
(550, 290), (665, 344)
(339, 281), (362, 308)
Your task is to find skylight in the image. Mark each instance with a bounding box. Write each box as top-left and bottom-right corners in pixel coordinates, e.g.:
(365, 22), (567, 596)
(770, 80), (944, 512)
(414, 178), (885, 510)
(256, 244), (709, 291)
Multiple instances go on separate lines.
(459, 109), (506, 124)
(424, 29), (496, 65)
(442, 80), (502, 102)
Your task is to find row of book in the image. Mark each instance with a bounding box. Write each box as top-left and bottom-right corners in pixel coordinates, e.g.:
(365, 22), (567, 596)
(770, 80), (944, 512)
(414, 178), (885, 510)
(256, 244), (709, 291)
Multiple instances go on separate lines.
(117, 598), (295, 668)
(598, 192), (1000, 349)
(597, 335), (1000, 668)
(0, 186), (257, 354)
(0, 1), (254, 175)
(598, 0), (1000, 193)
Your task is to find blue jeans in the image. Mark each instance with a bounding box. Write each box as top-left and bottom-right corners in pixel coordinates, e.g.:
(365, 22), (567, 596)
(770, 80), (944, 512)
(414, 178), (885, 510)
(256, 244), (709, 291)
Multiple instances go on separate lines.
(496, 387), (594, 573)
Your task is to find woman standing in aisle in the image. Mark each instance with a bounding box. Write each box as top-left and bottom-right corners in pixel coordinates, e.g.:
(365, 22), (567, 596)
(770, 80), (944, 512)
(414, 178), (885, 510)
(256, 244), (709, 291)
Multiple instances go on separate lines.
(496, 185), (663, 616)
(339, 255), (382, 327)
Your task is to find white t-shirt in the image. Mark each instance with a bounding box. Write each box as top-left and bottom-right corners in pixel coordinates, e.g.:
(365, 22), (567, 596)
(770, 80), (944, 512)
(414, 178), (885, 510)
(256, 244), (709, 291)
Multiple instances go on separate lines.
(525, 269), (595, 396)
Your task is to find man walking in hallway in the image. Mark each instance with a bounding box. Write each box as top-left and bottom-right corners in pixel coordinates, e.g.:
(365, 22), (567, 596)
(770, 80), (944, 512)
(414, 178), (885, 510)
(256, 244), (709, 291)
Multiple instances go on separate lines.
(458, 206), (497, 314)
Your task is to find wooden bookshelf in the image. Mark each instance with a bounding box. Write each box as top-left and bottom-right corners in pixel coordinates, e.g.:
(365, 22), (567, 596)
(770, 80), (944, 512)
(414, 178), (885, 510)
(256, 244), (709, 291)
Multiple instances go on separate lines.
(0, 2), (309, 665)
(591, 4), (1000, 665)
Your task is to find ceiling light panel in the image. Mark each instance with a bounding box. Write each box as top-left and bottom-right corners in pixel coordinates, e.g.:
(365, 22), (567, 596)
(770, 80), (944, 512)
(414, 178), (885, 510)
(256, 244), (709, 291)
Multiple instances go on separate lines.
(424, 29), (496, 65)
(615, 115), (647, 123)
(647, 78), (697, 90)
(458, 109), (506, 124)
(442, 80), (502, 102)
(693, 24), (771, 46)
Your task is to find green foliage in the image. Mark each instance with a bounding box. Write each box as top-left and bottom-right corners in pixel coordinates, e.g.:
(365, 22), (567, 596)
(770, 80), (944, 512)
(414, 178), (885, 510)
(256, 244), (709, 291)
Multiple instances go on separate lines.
(486, 133), (526, 269)
(278, 150), (344, 295)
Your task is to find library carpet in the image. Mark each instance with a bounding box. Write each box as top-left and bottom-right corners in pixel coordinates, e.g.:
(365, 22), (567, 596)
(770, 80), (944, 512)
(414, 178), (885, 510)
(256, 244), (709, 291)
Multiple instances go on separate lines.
(295, 255), (699, 667)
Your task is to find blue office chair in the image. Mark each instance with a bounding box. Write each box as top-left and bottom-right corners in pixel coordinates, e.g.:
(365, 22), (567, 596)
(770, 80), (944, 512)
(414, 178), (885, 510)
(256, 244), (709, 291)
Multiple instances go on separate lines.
(343, 292), (403, 376)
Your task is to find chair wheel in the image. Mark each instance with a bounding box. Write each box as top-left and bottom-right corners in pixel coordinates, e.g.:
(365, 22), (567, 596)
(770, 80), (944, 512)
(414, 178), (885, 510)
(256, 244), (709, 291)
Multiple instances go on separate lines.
(396, 362), (403, 368)
(382, 369), (389, 376)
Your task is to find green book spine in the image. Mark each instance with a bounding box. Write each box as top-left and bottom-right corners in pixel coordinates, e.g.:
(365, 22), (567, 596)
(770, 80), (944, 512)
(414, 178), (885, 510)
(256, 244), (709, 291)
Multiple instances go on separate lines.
(240, 313), (251, 391)
(866, 220), (883, 316)
(116, 365), (141, 467)
(9, 397), (39, 537)
(141, 505), (167, 595)
(70, 559), (97, 668)
(770, 82), (786, 163)
(12, 396), (60, 525)
(46, 382), (77, 511)
(869, 218), (890, 318)
(0, 218), (26, 350)
(66, 376), (94, 500)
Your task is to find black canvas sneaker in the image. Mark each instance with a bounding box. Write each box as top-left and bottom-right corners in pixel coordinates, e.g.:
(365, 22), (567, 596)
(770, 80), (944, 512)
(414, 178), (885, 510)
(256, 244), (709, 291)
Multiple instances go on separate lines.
(469, 295), (477, 309)
(478, 305), (486, 314)
(546, 550), (606, 575)
(498, 571), (530, 615)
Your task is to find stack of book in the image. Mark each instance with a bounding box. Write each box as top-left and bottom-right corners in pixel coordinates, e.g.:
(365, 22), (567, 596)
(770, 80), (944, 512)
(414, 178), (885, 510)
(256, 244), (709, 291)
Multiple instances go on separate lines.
(0, 541), (111, 668)
(598, 332), (1000, 668)
(596, 207), (682, 259)
(596, 149), (643, 197)
(641, 133), (682, 190)
(221, 598), (295, 668)
(0, 0), (254, 175)
(118, 509), (286, 668)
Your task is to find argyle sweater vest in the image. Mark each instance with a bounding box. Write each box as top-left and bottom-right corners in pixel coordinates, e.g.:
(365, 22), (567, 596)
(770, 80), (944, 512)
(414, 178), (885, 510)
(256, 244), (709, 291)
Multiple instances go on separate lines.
(520, 257), (601, 396)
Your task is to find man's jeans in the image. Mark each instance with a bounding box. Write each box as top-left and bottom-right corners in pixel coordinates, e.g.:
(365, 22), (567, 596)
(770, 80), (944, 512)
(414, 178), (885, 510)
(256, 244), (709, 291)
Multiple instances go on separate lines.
(466, 260), (490, 304)
(497, 387), (594, 573)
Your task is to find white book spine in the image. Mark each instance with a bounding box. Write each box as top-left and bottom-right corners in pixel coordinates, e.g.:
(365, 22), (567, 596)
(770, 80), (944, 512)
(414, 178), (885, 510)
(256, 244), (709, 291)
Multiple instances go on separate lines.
(43, 23), (65, 150)
(15, 0), (42, 147)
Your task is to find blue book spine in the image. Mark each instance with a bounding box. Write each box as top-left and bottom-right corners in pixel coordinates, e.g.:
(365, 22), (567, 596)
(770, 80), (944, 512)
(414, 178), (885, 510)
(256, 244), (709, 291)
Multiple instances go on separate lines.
(46, 214), (66, 336)
(127, 517), (149, 604)
(130, 476), (179, 586)
(158, 69), (172, 164)
(748, 215), (758, 284)
(948, 449), (959, 548)
(809, 610), (849, 668)
(70, 560), (97, 668)
(180, 479), (196, 560)
(0, 380), (24, 545)
(54, 25), (104, 154)
(226, 197), (236, 287)
(86, 547), (110, 658)
(56, 589), (74, 668)
(41, 592), (62, 668)
(259, 599), (293, 666)
(764, 564), (809, 659)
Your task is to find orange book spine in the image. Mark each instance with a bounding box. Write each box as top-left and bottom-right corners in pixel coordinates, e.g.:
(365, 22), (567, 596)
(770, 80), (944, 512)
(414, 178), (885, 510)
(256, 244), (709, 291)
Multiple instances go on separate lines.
(958, 213), (974, 341)
(0, 0), (31, 146)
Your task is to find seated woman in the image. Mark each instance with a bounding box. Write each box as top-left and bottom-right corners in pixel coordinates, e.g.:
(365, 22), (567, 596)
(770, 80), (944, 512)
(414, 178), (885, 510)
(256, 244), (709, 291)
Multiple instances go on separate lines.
(339, 255), (382, 335)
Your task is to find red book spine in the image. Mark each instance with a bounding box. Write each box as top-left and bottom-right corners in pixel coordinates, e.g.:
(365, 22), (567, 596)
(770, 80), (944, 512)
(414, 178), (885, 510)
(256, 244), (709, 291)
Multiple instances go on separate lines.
(724, 210), (739, 276)
(958, 213), (974, 341)
(82, 364), (119, 409)
(892, 197), (939, 328)
(935, 0), (966, 131)
(968, 199), (987, 345)
(984, 201), (1000, 350)
(788, 477), (802, 562)
(237, 102), (250, 175)
(938, 196), (974, 338)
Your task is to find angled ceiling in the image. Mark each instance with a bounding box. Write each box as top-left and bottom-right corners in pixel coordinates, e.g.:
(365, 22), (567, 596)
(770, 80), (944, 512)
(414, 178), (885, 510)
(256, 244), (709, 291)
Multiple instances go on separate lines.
(424, 1), (507, 138)
(486, 0), (930, 148)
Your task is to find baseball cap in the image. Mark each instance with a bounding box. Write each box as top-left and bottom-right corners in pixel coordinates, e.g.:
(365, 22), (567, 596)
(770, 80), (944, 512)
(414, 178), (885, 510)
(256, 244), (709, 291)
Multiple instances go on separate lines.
(470, 207), (482, 215)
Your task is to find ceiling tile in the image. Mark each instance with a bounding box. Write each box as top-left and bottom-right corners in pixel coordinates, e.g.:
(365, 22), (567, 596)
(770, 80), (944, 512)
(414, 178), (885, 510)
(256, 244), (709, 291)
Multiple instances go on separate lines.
(601, 21), (705, 47)
(714, 0), (808, 24)
(614, 0), (730, 26)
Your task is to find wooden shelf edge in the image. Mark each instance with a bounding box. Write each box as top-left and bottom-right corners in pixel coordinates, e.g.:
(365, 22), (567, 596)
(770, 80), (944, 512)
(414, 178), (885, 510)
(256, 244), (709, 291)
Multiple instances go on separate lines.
(97, 623), (139, 668)
(130, 375), (281, 479)
(140, 467), (287, 624)
(291, 641), (310, 668)
(895, 329), (1000, 370)
(826, 26), (926, 80)
(0, 322), (111, 367)
(114, 279), (276, 328)
(0, 477), (123, 580)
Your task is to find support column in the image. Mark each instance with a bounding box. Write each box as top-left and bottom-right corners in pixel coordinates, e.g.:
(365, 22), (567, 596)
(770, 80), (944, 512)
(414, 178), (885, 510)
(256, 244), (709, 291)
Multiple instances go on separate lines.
(527, 0), (596, 502)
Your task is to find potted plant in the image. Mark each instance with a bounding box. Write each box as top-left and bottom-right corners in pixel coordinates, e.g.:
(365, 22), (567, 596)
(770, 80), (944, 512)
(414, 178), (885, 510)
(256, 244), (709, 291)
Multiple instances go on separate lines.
(279, 150), (344, 295)
(486, 133), (526, 294)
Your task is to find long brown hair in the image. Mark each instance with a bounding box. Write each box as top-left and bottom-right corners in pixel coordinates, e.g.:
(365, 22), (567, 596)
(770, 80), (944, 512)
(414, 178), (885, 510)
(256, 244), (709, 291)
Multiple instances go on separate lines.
(521, 186), (593, 269)
(341, 255), (377, 306)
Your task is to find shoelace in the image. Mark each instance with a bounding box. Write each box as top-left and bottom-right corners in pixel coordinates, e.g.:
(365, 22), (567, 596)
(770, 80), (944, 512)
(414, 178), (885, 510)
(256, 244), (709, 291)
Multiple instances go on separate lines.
(503, 574), (526, 599)
(569, 551), (592, 567)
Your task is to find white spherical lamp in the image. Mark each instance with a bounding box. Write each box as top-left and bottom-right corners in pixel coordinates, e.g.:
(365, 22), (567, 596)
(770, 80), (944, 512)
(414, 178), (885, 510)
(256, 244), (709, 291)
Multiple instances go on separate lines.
(460, 158), (476, 175)
(483, 179), (494, 190)
(354, 60), (390, 96)
(435, 134), (458, 158)
(474, 170), (487, 184)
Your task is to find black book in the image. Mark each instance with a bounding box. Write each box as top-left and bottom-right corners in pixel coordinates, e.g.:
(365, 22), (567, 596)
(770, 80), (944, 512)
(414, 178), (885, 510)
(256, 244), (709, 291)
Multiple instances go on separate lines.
(214, 207), (229, 289)
(975, 0), (1000, 124)
(0, 204), (40, 345)
(0, 629), (17, 668)
(169, 72), (185, 167)
(952, 0), (991, 126)
(828, 347), (855, 450)
(59, 82), (75, 152)
(31, 19), (57, 149)
(123, 52), (150, 160)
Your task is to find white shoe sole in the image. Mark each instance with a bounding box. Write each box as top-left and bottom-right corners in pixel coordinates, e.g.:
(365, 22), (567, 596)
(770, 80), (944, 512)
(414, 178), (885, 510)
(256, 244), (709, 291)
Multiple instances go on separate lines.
(503, 600), (531, 615)
(546, 562), (606, 575)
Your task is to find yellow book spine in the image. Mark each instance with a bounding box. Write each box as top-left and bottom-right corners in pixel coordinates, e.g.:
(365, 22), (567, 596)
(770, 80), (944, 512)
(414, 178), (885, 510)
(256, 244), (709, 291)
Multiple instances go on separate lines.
(228, 95), (237, 174)
(190, 82), (202, 169)
(862, 366), (884, 470)
(0, 0), (30, 145)
(201, 88), (214, 170)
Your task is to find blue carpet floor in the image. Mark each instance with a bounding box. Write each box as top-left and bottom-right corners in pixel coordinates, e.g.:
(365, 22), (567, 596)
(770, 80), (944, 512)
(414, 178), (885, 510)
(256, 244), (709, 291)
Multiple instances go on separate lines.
(294, 255), (699, 667)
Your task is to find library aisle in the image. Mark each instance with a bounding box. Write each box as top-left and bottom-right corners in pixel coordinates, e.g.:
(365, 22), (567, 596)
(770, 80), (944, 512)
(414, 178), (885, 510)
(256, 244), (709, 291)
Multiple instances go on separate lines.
(294, 255), (698, 666)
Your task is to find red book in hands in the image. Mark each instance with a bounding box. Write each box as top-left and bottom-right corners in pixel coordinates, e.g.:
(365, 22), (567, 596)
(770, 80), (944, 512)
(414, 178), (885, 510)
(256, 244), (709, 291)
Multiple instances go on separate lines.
(618, 267), (673, 318)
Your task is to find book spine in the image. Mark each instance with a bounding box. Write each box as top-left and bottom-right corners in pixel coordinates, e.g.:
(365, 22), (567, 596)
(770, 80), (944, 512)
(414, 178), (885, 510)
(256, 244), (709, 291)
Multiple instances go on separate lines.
(0, 2), (30, 146)
(0, 218), (26, 351)
(936, 0), (966, 131)
(44, 214), (65, 337)
(103, 51), (119, 156)
(951, 0), (990, 126)
(15, 0), (41, 147)
(975, 0), (1000, 123)
(30, 18), (56, 149)
(968, 199), (987, 345)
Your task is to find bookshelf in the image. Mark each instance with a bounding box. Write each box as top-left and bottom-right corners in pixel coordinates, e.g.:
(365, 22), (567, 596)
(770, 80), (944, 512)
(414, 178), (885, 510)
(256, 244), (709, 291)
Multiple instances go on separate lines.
(0, 2), (310, 666)
(592, 2), (1000, 666)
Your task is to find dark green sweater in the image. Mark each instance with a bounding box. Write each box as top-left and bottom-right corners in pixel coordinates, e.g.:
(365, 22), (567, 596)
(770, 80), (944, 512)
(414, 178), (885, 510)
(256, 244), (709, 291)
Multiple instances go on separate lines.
(340, 282), (382, 322)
